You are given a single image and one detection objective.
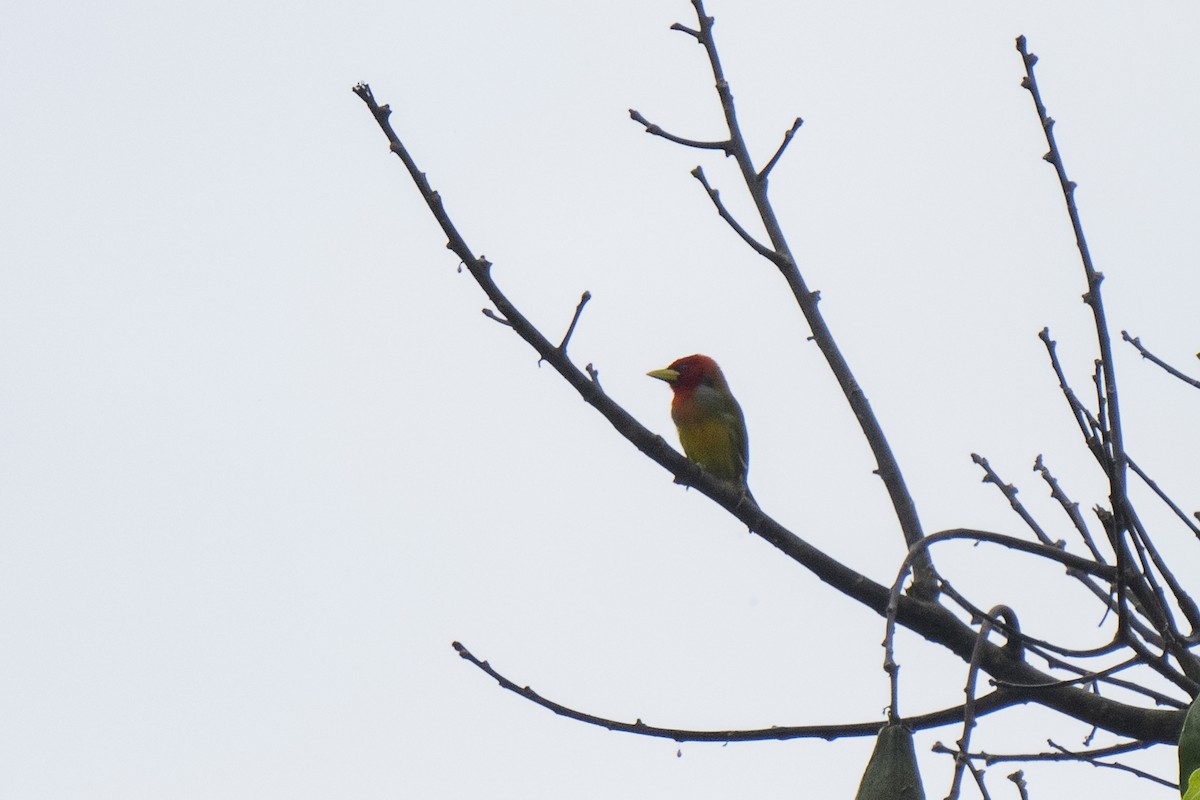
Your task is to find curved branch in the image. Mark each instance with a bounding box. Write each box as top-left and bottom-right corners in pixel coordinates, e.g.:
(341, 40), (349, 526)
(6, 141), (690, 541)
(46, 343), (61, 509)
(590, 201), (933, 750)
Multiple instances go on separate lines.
(1122, 330), (1200, 390)
(452, 640), (1020, 741)
(947, 608), (1010, 800)
(628, 108), (731, 152)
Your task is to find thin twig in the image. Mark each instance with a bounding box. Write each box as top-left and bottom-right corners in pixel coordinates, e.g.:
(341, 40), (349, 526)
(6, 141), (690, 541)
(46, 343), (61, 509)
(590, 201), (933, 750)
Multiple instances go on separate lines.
(1125, 507), (1200, 642)
(1122, 330), (1200, 390)
(939, 582), (1187, 709)
(1008, 770), (1029, 800)
(1047, 738), (1177, 789)
(942, 582), (1188, 704)
(947, 607), (1011, 799)
(935, 738), (1173, 788)
(989, 656), (1188, 708)
(451, 640), (1014, 741)
(1128, 455), (1200, 541)
(1018, 38), (1134, 658)
(669, 22), (701, 40)
(482, 307), (512, 326)
(628, 109), (731, 153)
(690, 166), (781, 263)
(940, 580), (1129, 662)
(972, 454), (1055, 545)
(555, 291), (591, 357)
(1038, 328), (1107, 466)
(757, 117), (803, 182)
(584, 362), (602, 390)
(1092, 360), (1110, 461)
(1033, 455), (1104, 562)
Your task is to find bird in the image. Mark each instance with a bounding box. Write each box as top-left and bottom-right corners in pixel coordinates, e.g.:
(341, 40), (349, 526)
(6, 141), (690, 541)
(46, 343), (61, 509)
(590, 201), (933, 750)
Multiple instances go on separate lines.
(647, 354), (755, 502)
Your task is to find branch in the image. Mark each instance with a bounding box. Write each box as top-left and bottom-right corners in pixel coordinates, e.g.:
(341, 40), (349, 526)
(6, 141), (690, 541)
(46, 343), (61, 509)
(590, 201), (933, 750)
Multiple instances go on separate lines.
(1045, 739), (1176, 789)
(628, 108), (732, 153)
(1033, 455), (1105, 562)
(452, 640), (1020, 742)
(934, 738), (1175, 790)
(1127, 455), (1200, 542)
(946, 607), (1012, 799)
(689, 166), (781, 263)
(1008, 770), (1030, 800)
(972, 454), (1056, 546)
(553, 291), (591, 358)
(1122, 330), (1200, 390)
(1038, 328), (1106, 464)
(986, 652), (1187, 709)
(758, 117), (803, 182)
(880, 527), (1144, 727)
(1018, 34), (1133, 625)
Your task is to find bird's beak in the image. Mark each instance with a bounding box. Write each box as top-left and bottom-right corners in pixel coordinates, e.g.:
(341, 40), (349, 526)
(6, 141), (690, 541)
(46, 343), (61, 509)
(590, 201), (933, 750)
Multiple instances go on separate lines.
(646, 367), (680, 384)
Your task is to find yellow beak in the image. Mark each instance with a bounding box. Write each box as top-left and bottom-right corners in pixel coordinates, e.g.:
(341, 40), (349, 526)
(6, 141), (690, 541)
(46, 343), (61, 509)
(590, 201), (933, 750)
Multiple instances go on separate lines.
(646, 368), (680, 383)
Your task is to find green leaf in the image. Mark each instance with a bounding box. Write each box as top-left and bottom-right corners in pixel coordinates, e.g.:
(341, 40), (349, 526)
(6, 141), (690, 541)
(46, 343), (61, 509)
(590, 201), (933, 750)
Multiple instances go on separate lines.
(1183, 768), (1200, 800)
(1179, 693), (1200, 797)
(855, 723), (926, 800)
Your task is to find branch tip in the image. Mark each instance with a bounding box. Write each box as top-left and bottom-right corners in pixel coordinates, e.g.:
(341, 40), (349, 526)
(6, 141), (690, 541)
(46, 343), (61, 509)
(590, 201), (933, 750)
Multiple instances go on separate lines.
(482, 308), (512, 327)
(669, 22), (701, 39)
(555, 290), (592, 356)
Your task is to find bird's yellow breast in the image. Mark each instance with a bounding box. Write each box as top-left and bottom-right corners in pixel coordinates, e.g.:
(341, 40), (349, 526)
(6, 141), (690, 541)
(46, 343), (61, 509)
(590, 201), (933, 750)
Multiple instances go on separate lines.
(673, 414), (745, 482)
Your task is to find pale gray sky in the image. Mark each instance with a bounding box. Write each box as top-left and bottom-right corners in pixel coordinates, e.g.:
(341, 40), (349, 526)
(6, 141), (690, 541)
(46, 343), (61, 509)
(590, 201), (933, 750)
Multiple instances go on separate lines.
(3, 1), (1198, 797)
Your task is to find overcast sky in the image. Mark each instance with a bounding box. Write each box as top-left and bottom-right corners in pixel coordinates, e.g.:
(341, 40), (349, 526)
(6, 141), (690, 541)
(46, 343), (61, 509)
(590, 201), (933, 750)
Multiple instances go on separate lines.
(3, 1), (1199, 797)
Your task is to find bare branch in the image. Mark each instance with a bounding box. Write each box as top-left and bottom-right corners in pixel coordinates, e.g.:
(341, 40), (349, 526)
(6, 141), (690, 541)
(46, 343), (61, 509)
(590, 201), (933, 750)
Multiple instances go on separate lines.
(947, 607), (1012, 799)
(972, 453), (1056, 546)
(989, 655), (1188, 709)
(1018, 33), (1131, 599)
(1008, 770), (1030, 800)
(481, 307), (512, 327)
(555, 291), (591, 358)
(628, 109), (731, 153)
(1038, 328), (1106, 464)
(940, 580), (1128, 662)
(882, 528), (1120, 722)
(1045, 738), (1176, 789)
(452, 640), (1020, 742)
(1122, 330), (1200, 390)
(1033, 455), (1105, 562)
(584, 362), (602, 389)
(935, 739), (1175, 790)
(668, 21), (701, 40)
(757, 117), (803, 182)
(1128, 456), (1200, 541)
(1125, 508), (1200, 643)
(689, 166), (781, 263)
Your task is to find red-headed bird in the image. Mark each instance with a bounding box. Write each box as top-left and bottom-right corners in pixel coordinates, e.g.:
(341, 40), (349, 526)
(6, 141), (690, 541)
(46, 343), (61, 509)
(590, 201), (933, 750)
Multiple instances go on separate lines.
(647, 354), (754, 502)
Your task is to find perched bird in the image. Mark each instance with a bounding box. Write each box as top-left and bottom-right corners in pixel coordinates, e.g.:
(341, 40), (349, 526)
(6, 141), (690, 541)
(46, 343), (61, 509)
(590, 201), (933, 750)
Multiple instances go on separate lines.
(647, 354), (753, 499)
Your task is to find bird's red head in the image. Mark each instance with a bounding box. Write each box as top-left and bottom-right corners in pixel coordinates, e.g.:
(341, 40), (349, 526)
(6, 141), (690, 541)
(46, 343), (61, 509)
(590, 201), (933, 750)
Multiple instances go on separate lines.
(647, 354), (729, 396)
